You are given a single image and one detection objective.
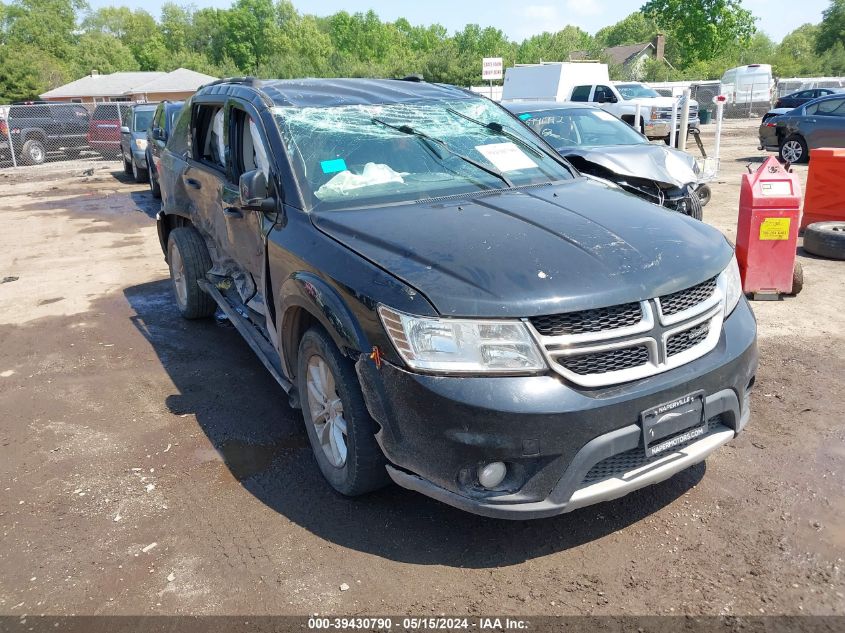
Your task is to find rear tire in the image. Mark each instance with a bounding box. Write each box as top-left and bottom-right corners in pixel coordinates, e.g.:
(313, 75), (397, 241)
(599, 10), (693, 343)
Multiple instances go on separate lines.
(298, 327), (389, 497)
(21, 139), (46, 165)
(779, 134), (808, 164)
(166, 227), (216, 319)
(803, 221), (845, 260)
(123, 155), (132, 174)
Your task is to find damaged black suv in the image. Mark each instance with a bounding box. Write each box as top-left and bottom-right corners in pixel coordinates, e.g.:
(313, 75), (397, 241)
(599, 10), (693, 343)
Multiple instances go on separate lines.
(156, 77), (757, 519)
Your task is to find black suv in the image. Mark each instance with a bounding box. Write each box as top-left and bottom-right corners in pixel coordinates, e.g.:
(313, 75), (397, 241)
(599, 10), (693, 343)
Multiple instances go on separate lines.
(145, 100), (183, 198)
(1, 101), (90, 165)
(156, 78), (757, 519)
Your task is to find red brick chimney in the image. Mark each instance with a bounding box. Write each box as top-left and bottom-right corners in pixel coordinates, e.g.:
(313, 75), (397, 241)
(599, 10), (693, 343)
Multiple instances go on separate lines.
(653, 33), (665, 61)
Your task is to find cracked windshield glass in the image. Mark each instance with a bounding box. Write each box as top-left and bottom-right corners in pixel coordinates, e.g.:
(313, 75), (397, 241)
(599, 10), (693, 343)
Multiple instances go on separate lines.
(274, 98), (573, 210)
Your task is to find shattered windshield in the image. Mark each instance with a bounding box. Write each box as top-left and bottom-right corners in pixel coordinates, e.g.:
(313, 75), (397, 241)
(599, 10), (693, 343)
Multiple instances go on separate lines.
(274, 98), (573, 210)
(520, 108), (646, 148)
(616, 84), (661, 99)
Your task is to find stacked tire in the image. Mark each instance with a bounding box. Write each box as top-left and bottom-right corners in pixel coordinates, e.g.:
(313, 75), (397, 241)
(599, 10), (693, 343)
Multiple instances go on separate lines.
(803, 222), (845, 260)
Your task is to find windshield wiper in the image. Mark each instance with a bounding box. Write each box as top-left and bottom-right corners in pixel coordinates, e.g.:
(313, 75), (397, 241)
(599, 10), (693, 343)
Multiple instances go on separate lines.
(371, 117), (514, 188)
(445, 107), (576, 176)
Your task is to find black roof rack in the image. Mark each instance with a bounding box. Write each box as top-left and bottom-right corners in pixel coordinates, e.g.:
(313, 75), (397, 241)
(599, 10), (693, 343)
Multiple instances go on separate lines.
(400, 74), (424, 82)
(201, 77), (260, 88)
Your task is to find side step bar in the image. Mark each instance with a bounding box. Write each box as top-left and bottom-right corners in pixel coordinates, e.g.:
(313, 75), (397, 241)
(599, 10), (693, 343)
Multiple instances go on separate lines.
(197, 279), (293, 393)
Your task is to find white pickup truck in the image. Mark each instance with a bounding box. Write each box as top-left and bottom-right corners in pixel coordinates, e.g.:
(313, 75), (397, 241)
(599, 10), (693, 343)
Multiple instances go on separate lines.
(570, 82), (699, 141)
(501, 63), (699, 141)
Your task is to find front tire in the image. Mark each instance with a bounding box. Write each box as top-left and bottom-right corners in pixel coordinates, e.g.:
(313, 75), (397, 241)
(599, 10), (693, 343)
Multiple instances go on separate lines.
(132, 158), (148, 183)
(780, 134), (808, 164)
(147, 155), (161, 198)
(298, 327), (389, 496)
(166, 227), (216, 319)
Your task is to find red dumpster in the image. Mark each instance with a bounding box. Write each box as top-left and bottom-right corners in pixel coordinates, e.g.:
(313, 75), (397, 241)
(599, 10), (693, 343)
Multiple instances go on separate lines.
(736, 156), (802, 298)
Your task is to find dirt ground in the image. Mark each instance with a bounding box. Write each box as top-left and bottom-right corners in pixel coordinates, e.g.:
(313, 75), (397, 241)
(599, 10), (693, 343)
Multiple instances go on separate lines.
(0, 119), (843, 619)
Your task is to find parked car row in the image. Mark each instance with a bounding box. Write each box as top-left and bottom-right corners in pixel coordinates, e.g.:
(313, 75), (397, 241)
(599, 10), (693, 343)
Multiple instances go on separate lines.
(759, 92), (845, 163)
(0, 100), (184, 166)
(148, 77), (756, 519)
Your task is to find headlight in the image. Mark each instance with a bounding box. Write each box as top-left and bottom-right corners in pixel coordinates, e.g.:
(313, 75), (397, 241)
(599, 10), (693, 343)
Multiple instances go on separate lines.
(378, 306), (547, 374)
(721, 254), (742, 317)
(134, 138), (148, 151)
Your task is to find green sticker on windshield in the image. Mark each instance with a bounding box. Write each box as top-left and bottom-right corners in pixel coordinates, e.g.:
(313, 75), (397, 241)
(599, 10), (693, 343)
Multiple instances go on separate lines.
(321, 158), (347, 173)
(518, 113), (532, 120)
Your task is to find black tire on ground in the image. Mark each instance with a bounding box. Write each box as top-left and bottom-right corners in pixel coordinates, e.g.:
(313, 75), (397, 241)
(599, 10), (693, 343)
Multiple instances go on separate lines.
(132, 158), (148, 183)
(148, 156), (161, 199)
(21, 139), (46, 165)
(297, 326), (389, 497)
(123, 155), (132, 174)
(166, 227), (217, 319)
(779, 134), (808, 164)
(697, 184), (712, 207)
(803, 221), (845, 260)
(789, 261), (804, 295)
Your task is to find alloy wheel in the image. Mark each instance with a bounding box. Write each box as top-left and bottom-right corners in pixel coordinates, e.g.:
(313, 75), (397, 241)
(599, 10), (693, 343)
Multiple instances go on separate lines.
(306, 355), (348, 468)
(781, 140), (803, 163)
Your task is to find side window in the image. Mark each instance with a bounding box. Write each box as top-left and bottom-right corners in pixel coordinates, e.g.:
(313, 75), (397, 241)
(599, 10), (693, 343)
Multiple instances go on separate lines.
(594, 85), (613, 103)
(229, 107), (270, 182)
(571, 85), (591, 102)
(192, 103), (226, 169)
(154, 106), (165, 133)
(813, 98), (845, 116)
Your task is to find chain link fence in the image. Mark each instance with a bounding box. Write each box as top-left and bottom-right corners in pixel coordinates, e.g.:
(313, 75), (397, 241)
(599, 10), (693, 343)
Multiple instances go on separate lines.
(0, 101), (147, 169)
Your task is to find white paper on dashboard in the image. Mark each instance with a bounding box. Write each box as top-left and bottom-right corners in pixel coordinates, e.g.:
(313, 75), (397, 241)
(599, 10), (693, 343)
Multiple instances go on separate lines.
(475, 142), (537, 172)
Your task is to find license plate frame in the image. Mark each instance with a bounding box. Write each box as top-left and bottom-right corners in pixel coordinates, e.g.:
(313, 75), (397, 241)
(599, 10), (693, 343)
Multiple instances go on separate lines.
(640, 390), (706, 458)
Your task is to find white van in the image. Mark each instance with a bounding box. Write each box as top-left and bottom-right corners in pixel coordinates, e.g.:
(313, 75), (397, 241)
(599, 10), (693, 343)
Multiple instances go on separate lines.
(720, 64), (773, 109)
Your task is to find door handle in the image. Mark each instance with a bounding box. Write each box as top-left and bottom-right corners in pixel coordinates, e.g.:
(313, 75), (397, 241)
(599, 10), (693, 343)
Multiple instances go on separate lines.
(223, 207), (243, 219)
(185, 178), (201, 189)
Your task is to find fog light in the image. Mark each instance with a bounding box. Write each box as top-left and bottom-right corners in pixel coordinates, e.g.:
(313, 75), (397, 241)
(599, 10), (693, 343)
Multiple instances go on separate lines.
(477, 461), (507, 489)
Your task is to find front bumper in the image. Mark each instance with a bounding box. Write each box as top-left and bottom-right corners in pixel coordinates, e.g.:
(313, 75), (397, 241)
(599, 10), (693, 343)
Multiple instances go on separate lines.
(357, 299), (757, 519)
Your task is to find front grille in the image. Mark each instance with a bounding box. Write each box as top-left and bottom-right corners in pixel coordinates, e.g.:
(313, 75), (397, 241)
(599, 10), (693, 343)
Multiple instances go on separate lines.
(581, 416), (725, 485)
(530, 302), (642, 336)
(666, 322), (709, 357)
(659, 277), (716, 317)
(557, 345), (649, 375)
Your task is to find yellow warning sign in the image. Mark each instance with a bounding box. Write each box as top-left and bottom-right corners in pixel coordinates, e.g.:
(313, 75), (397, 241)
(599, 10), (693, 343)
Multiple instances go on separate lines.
(759, 217), (791, 241)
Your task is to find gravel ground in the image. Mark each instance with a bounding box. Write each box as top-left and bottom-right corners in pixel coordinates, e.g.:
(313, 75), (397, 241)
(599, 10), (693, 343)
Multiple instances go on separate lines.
(0, 119), (843, 618)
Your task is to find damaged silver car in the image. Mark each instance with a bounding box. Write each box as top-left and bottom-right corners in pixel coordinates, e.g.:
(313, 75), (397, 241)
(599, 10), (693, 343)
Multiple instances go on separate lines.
(505, 102), (711, 218)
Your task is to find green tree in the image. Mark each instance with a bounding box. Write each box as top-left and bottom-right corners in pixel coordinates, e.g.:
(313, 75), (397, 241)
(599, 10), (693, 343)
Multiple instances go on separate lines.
(516, 26), (593, 64)
(816, 0), (845, 53)
(0, 43), (69, 100)
(72, 32), (139, 76)
(595, 12), (658, 48)
(641, 0), (756, 65)
(4, 0), (85, 60)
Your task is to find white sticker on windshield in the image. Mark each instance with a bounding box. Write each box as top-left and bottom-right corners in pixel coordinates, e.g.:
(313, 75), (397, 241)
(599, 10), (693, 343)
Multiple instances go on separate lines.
(475, 142), (537, 172)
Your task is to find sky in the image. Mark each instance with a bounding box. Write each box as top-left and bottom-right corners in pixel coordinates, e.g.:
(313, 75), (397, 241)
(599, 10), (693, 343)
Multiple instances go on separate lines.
(87, 0), (832, 44)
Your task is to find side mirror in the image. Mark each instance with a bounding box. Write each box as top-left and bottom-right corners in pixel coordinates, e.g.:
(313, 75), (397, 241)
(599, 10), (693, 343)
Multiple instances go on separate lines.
(152, 127), (166, 141)
(608, 94), (618, 103)
(120, 126), (130, 134)
(595, 94), (607, 104)
(239, 169), (269, 208)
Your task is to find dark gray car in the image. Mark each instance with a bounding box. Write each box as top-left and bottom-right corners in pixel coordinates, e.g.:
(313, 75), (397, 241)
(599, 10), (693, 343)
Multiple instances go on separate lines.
(120, 104), (157, 183)
(759, 93), (845, 163)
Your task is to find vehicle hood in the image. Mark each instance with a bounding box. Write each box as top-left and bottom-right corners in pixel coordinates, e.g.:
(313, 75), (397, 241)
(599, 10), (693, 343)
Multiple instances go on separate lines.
(557, 143), (699, 188)
(311, 179), (733, 318)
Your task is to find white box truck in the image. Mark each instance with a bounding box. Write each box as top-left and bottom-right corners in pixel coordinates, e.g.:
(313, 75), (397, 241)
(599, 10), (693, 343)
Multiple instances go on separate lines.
(501, 62), (609, 102)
